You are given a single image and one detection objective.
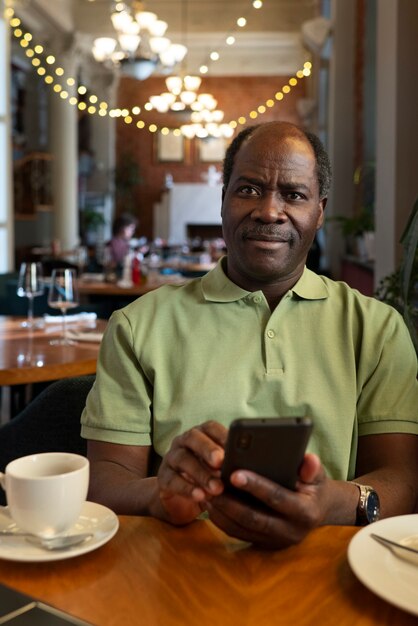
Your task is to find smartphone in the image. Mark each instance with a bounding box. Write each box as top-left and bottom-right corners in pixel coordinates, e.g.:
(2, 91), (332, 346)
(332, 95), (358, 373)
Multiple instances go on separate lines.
(221, 417), (313, 501)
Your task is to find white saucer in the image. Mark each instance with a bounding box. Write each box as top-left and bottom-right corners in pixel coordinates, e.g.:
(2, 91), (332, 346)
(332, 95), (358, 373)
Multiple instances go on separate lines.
(0, 501), (119, 562)
(348, 514), (418, 616)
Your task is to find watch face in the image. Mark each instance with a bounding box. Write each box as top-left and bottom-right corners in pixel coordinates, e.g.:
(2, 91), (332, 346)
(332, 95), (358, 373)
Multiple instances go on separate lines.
(366, 490), (380, 522)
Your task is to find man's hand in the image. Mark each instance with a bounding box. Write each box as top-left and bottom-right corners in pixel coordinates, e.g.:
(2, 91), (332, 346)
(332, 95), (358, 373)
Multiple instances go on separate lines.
(155, 421), (228, 525)
(204, 453), (329, 549)
(87, 430), (418, 535)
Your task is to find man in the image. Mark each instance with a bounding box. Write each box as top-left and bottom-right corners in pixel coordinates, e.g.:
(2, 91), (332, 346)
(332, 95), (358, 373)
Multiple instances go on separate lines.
(81, 122), (418, 549)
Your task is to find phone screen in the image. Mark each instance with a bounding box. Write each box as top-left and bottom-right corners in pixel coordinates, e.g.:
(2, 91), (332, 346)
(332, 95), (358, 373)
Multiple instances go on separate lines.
(221, 417), (313, 495)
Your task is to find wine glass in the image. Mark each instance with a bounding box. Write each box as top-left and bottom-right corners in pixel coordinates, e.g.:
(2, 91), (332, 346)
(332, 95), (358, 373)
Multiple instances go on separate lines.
(75, 246), (89, 277)
(16, 262), (44, 328)
(48, 268), (79, 345)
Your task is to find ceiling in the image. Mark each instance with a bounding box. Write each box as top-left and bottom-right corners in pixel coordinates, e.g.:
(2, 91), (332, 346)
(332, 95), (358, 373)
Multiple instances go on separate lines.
(16, 0), (320, 77)
(74, 0), (319, 34)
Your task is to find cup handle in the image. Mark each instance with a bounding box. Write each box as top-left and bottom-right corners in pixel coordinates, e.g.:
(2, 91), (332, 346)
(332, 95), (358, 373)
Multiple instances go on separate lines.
(0, 473), (5, 490)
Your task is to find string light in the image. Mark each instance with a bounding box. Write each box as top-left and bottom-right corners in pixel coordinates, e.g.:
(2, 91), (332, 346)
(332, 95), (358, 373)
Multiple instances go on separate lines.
(6, 11), (312, 136)
(202, 0), (266, 75)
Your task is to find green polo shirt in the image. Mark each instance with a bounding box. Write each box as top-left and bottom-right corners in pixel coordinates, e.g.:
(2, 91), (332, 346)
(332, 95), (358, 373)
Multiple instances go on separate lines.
(81, 258), (418, 480)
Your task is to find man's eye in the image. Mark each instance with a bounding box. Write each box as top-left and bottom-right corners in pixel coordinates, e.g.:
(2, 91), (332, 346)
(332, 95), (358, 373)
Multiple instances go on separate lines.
(238, 186), (258, 196)
(285, 192), (304, 201)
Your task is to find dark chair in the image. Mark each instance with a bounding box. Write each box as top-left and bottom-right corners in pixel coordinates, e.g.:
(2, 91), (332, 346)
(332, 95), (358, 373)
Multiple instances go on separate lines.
(0, 272), (19, 315)
(0, 375), (95, 506)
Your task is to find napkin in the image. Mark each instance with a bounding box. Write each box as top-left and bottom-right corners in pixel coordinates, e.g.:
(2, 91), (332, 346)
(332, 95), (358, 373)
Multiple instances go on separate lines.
(66, 329), (103, 343)
(80, 273), (105, 282)
(43, 312), (97, 324)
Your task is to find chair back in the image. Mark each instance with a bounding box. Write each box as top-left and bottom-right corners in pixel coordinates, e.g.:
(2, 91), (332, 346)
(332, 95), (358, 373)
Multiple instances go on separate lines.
(0, 375), (94, 506)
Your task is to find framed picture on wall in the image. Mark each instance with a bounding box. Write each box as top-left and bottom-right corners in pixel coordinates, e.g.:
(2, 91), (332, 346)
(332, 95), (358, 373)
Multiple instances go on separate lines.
(156, 131), (185, 162)
(198, 136), (227, 163)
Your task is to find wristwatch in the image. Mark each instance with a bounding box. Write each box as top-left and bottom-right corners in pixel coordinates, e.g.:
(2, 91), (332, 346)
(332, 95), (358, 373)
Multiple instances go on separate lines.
(351, 482), (380, 525)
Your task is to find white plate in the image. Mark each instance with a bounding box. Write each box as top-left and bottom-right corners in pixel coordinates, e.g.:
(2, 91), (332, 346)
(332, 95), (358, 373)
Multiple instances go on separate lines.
(348, 514), (418, 616)
(0, 501), (119, 562)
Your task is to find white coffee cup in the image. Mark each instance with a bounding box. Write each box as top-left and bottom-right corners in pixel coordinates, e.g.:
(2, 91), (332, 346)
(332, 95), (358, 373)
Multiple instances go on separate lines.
(0, 452), (89, 538)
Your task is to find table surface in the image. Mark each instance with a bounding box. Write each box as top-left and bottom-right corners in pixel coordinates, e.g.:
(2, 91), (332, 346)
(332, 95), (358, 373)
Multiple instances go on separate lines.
(0, 517), (416, 626)
(0, 316), (107, 386)
(77, 274), (189, 297)
(77, 265), (216, 297)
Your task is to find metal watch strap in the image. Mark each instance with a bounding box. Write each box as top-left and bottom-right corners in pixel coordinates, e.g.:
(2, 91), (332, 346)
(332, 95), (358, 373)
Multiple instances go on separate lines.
(351, 482), (379, 525)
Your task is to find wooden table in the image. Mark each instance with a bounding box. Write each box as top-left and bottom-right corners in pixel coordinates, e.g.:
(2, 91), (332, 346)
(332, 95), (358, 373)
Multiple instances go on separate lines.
(77, 274), (190, 298)
(0, 316), (107, 386)
(0, 518), (416, 626)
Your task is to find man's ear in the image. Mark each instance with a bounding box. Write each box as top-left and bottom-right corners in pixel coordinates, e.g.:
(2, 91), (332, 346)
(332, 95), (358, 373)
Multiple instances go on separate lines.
(221, 186), (226, 217)
(316, 197), (327, 230)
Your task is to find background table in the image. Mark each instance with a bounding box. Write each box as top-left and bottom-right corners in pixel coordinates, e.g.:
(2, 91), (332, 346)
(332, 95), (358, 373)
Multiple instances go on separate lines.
(77, 273), (192, 296)
(0, 517), (416, 626)
(77, 274), (191, 318)
(0, 316), (106, 419)
(0, 317), (107, 386)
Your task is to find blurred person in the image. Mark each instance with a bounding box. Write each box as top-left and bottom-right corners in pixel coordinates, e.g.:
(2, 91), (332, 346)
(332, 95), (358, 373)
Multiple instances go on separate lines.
(107, 213), (138, 267)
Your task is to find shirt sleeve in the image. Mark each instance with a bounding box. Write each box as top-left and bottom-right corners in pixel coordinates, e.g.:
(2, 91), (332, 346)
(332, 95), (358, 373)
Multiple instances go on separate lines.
(80, 310), (153, 445)
(357, 308), (418, 436)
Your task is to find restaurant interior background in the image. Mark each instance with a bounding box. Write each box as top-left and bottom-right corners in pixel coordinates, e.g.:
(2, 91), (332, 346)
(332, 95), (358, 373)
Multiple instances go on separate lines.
(0, 0), (417, 296)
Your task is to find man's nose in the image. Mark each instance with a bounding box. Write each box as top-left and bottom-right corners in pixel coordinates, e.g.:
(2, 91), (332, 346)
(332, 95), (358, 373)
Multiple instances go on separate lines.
(251, 194), (286, 222)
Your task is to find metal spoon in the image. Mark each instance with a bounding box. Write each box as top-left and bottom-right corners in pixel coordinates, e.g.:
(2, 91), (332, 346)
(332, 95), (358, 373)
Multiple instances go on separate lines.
(26, 533), (93, 550)
(0, 530), (93, 550)
(371, 533), (418, 564)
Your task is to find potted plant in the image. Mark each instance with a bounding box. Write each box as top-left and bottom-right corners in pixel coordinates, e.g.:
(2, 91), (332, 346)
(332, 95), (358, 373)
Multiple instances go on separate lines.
(375, 198), (418, 355)
(327, 206), (375, 261)
(81, 208), (106, 246)
(328, 162), (375, 261)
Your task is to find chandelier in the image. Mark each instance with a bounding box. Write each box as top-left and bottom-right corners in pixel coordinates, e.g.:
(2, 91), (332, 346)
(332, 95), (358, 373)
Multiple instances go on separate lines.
(92, 1), (188, 80)
(146, 75), (233, 139)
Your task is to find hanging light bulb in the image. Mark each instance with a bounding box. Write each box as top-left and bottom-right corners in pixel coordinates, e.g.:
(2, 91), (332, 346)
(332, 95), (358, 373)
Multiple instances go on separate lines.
(93, 37), (117, 62)
(135, 10), (157, 30)
(149, 95), (171, 113)
(111, 8), (132, 32)
(198, 94), (217, 110)
(149, 36), (171, 55)
(165, 76), (183, 95)
(183, 75), (202, 91)
(149, 19), (168, 37)
(118, 33), (141, 54)
(179, 90), (197, 106)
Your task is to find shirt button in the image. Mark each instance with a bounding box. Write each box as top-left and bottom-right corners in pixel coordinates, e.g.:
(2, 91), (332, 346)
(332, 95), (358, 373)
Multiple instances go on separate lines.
(253, 295), (262, 303)
(267, 329), (275, 339)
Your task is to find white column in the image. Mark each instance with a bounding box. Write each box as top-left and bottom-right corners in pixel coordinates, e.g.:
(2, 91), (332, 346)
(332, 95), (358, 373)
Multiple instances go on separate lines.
(0, 6), (14, 271)
(90, 72), (118, 179)
(87, 70), (118, 241)
(89, 73), (118, 188)
(49, 52), (79, 250)
(374, 0), (418, 287)
(326, 0), (356, 279)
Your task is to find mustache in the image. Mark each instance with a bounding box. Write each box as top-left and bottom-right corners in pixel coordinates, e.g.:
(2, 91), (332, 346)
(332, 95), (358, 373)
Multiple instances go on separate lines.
(241, 225), (296, 244)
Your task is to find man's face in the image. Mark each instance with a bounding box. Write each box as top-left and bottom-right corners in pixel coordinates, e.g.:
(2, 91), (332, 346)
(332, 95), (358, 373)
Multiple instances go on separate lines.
(221, 127), (325, 289)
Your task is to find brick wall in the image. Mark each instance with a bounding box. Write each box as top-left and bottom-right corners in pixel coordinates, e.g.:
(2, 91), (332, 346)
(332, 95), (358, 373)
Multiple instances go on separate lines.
(117, 75), (306, 239)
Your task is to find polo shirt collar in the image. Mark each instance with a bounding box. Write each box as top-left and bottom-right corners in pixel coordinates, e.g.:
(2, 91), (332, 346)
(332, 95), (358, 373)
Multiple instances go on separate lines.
(201, 257), (249, 302)
(201, 257), (329, 302)
(291, 267), (329, 300)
